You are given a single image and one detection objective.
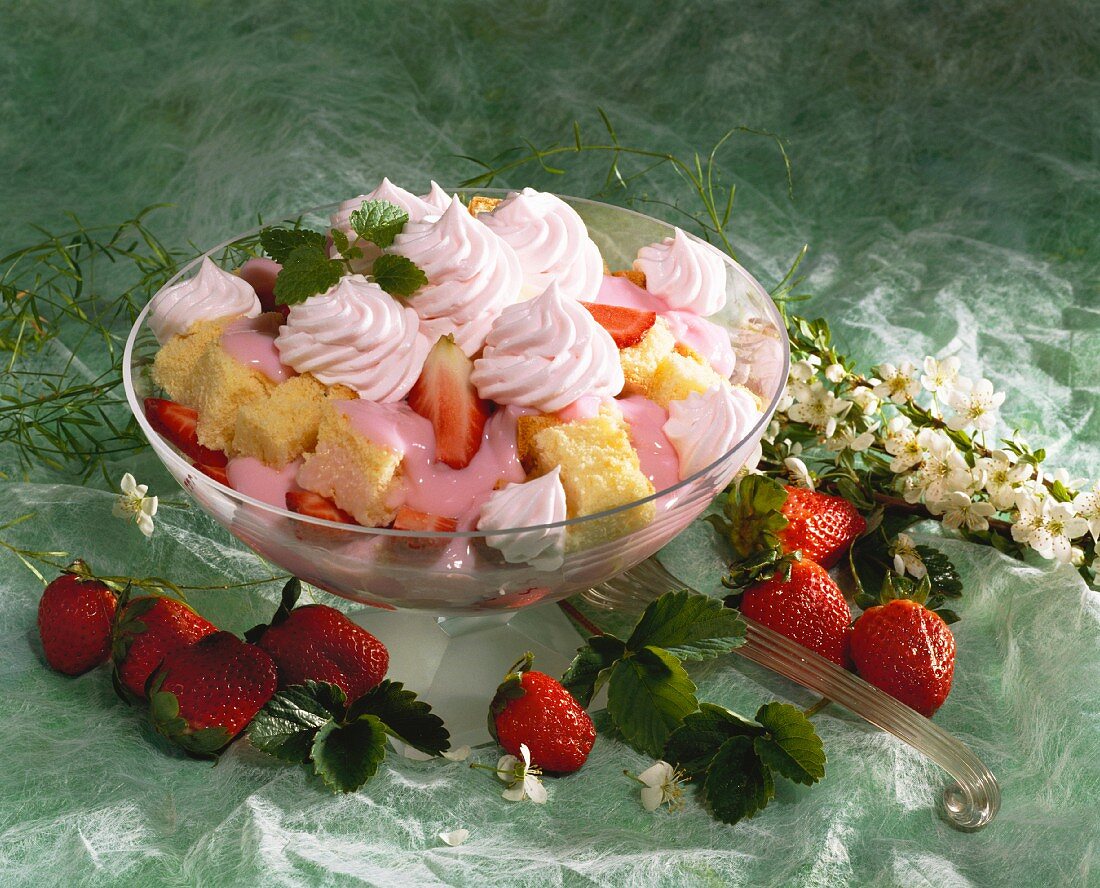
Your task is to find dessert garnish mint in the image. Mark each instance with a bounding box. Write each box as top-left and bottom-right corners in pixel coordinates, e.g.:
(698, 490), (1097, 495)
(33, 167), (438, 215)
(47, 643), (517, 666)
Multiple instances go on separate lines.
(348, 199), (409, 249)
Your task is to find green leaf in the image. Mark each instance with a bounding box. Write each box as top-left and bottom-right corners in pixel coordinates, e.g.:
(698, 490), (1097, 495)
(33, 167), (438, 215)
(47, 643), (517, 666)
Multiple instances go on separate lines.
(348, 200), (409, 248)
(244, 577), (301, 643)
(260, 227), (326, 264)
(626, 590), (746, 660)
(606, 646), (698, 757)
(702, 735), (775, 825)
(273, 245), (344, 305)
(248, 681), (346, 763)
(753, 702), (826, 786)
(330, 227), (352, 258)
(311, 715), (388, 792)
(371, 254), (428, 298)
(560, 634), (626, 707)
(916, 545), (963, 599)
(346, 680), (449, 757)
(664, 703), (764, 777)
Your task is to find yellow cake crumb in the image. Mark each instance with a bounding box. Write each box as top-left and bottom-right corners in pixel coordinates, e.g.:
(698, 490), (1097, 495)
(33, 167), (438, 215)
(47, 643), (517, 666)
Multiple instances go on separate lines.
(530, 410), (655, 549)
(151, 318), (232, 406)
(296, 403), (404, 527)
(620, 316), (676, 395)
(648, 351), (728, 408)
(233, 374), (342, 468)
(189, 344), (275, 452)
(468, 196), (502, 216)
(612, 269), (647, 289)
(516, 414), (563, 474)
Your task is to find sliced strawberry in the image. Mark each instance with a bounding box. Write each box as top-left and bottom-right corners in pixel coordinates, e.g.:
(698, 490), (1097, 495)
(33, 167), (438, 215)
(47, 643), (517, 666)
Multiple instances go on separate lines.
(144, 398), (228, 467)
(285, 491), (356, 524)
(407, 335), (490, 469)
(194, 463), (230, 486)
(579, 302), (656, 349)
(393, 506), (458, 533)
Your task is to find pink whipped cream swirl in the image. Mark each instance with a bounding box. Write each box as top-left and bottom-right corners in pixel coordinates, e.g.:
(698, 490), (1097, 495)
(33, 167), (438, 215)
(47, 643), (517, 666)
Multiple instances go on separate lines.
(634, 227), (728, 316)
(330, 179), (449, 271)
(148, 256), (261, 344)
(470, 281), (625, 412)
(477, 466), (568, 570)
(663, 385), (763, 479)
(274, 275), (430, 402)
(479, 187), (604, 301)
(390, 196), (522, 356)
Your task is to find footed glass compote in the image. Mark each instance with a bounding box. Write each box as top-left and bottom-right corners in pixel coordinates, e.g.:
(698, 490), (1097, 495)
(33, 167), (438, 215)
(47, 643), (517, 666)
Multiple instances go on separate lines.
(123, 192), (789, 745)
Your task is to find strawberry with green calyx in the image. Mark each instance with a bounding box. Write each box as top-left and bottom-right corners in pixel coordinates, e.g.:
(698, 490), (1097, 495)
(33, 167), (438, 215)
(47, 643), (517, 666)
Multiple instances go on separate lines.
(248, 679), (449, 792)
(149, 631), (277, 756)
(490, 652), (596, 775)
(246, 578), (388, 704)
(725, 555), (853, 667)
(37, 560), (118, 675)
(111, 587), (217, 702)
(707, 475), (791, 559)
(850, 573), (957, 717)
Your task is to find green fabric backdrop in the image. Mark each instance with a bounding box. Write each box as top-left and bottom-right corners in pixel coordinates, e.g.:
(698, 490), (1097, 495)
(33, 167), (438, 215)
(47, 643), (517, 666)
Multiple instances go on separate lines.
(1, 1), (1098, 885)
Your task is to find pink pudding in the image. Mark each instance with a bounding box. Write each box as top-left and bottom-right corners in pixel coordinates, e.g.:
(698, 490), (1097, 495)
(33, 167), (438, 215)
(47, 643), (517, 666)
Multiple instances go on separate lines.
(336, 400), (534, 523)
(555, 395), (604, 423)
(226, 456), (303, 508)
(221, 314), (294, 383)
(615, 395), (680, 492)
(594, 275), (735, 377)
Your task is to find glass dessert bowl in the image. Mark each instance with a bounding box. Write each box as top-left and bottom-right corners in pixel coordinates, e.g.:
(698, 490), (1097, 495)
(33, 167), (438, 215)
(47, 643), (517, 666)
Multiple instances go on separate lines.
(124, 191), (788, 615)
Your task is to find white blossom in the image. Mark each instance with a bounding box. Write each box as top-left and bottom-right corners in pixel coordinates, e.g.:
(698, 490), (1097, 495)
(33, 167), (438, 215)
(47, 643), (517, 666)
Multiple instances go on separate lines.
(824, 424), (876, 453)
(873, 362), (921, 404)
(975, 451), (1033, 511)
(937, 491), (997, 531)
(850, 386), (880, 416)
(920, 355), (961, 394)
(903, 429), (972, 504)
(784, 457), (815, 492)
(788, 381), (850, 438)
(635, 761), (686, 812)
(891, 533), (927, 578)
(883, 416), (923, 473)
(1012, 493), (1088, 563)
(824, 362), (846, 383)
(944, 378), (1005, 432)
(113, 473), (158, 537)
(1073, 482), (1100, 540)
(497, 744), (546, 803)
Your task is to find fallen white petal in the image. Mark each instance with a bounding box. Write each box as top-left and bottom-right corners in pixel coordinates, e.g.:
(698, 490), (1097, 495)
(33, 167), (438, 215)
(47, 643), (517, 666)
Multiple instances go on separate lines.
(524, 775), (547, 804)
(438, 829), (469, 847)
(640, 785), (664, 812)
(442, 745), (471, 762)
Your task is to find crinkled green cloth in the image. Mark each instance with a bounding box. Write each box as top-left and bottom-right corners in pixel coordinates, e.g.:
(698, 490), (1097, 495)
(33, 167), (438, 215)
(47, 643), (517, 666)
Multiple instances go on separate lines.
(2, 1), (1098, 885)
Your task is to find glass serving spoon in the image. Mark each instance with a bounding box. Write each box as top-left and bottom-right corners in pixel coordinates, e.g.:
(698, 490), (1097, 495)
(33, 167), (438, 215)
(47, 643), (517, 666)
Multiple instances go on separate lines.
(584, 557), (1001, 831)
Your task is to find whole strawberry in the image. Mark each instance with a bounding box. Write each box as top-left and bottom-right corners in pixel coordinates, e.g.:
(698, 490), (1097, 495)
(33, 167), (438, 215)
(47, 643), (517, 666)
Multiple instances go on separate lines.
(851, 596), (956, 717)
(490, 652), (596, 774)
(735, 558), (852, 667)
(113, 594), (217, 700)
(777, 485), (866, 569)
(37, 562), (117, 675)
(247, 579), (388, 703)
(149, 631), (277, 755)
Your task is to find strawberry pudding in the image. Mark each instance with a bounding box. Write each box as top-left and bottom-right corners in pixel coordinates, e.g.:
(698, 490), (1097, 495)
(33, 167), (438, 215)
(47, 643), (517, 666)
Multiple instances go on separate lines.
(144, 183), (766, 572)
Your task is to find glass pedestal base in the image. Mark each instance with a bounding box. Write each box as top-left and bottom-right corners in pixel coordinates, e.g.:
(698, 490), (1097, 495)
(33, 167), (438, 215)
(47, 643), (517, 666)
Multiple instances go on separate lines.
(351, 604), (584, 749)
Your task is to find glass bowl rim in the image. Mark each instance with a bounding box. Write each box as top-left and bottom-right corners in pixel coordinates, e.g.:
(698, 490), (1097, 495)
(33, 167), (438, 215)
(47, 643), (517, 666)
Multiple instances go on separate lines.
(122, 190), (791, 538)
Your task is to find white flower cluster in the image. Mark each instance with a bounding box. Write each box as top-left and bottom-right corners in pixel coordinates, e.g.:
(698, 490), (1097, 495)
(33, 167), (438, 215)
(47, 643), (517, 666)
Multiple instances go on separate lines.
(770, 350), (1098, 568)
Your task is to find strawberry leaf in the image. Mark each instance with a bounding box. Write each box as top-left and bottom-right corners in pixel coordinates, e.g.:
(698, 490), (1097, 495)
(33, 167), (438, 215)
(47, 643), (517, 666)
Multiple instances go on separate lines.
(147, 673), (232, 757)
(311, 715), (388, 792)
(274, 244), (344, 305)
(606, 645), (698, 757)
(560, 634), (626, 707)
(701, 735), (775, 824)
(626, 590), (745, 660)
(371, 254), (428, 298)
(915, 545), (963, 599)
(664, 703), (765, 778)
(346, 680), (449, 757)
(349, 200), (409, 248)
(260, 227), (326, 264)
(245, 577), (301, 642)
(753, 702), (826, 786)
(248, 681), (345, 763)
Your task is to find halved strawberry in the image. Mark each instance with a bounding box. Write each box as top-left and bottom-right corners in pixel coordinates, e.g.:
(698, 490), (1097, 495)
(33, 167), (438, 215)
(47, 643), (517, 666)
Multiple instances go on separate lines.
(407, 335), (490, 469)
(194, 463), (230, 486)
(392, 506), (458, 533)
(579, 302), (656, 349)
(285, 491), (356, 524)
(144, 398), (228, 467)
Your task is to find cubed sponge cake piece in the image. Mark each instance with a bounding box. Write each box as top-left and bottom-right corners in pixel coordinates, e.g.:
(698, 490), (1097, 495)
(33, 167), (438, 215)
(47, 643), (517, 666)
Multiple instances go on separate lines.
(530, 410), (656, 550)
(648, 348), (729, 408)
(296, 403), (404, 528)
(515, 413), (563, 474)
(468, 195), (502, 216)
(233, 375), (354, 468)
(189, 344), (275, 452)
(620, 316), (676, 395)
(612, 269), (647, 289)
(151, 318), (232, 406)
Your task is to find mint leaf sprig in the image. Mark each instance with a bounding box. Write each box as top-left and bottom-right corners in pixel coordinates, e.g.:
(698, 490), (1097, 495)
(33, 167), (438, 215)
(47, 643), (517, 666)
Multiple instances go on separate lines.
(248, 678), (449, 792)
(259, 199), (426, 305)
